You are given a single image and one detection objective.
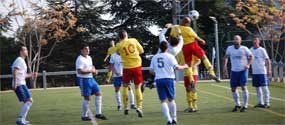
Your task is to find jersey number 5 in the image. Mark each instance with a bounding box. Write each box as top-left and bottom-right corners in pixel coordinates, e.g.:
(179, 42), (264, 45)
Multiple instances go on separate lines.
(123, 44), (135, 56)
(157, 58), (164, 68)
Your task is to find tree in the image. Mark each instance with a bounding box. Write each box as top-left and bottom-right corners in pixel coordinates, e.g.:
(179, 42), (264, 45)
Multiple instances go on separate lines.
(1, 0), (85, 88)
(228, 0), (285, 61)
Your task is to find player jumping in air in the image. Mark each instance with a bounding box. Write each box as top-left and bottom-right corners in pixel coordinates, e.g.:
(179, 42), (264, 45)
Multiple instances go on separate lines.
(169, 17), (220, 83)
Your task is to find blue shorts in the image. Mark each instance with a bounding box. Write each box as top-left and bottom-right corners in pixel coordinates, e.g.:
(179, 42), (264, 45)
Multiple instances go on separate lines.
(155, 78), (175, 101)
(15, 85), (32, 102)
(113, 77), (122, 87)
(230, 70), (248, 88)
(252, 74), (268, 87)
(77, 77), (100, 96)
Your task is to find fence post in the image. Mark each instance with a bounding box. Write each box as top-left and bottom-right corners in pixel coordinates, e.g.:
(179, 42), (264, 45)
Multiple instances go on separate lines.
(272, 61), (278, 82)
(43, 70), (47, 90)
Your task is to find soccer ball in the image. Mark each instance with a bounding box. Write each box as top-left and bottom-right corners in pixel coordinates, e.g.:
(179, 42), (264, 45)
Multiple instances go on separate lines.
(188, 10), (200, 20)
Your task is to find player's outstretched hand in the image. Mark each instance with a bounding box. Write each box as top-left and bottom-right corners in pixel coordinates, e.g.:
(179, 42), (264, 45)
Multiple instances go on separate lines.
(165, 23), (173, 28)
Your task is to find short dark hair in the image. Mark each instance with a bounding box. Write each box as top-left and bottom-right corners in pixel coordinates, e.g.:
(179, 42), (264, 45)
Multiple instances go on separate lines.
(80, 43), (89, 50)
(16, 44), (25, 54)
(118, 30), (127, 39)
(253, 35), (260, 39)
(159, 41), (168, 52)
(169, 36), (179, 46)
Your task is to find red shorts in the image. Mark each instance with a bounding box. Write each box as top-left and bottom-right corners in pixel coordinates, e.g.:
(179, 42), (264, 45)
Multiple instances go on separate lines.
(182, 42), (205, 65)
(123, 66), (144, 85)
(184, 75), (198, 87)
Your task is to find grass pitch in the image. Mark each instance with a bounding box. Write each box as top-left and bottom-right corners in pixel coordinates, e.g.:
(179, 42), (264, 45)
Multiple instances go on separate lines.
(1, 81), (285, 125)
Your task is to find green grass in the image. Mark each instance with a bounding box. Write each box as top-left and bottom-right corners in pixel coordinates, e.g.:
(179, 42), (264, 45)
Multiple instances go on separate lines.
(1, 81), (285, 125)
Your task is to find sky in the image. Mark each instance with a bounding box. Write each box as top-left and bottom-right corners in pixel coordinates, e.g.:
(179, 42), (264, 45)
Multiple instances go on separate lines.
(0, 0), (50, 37)
(0, 0), (160, 38)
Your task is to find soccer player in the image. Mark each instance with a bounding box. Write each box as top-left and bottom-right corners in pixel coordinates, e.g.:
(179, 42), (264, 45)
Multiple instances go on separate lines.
(115, 30), (144, 117)
(12, 45), (37, 125)
(169, 17), (220, 83)
(141, 24), (184, 92)
(150, 41), (188, 125)
(250, 36), (271, 108)
(103, 40), (116, 84)
(177, 52), (201, 112)
(75, 43), (107, 121)
(109, 52), (137, 110)
(223, 35), (254, 112)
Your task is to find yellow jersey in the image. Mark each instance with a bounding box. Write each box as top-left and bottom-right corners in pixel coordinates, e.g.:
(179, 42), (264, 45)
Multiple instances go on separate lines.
(170, 25), (198, 45)
(107, 46), (116, 55)
(116, 38), (143, 69)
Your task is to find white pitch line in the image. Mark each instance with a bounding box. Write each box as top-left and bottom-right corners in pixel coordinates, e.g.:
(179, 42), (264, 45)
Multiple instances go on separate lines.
(210, 83), (285, 102)
(87, 108), (98, 125)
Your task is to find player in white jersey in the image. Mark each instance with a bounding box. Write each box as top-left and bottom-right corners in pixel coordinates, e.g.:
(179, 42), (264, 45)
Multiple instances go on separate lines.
(150, 41), (188, 125)
(75, 43), (107, 121)
(109, 52), (137, 110)
(223, 35), (253, 112)
(250, 36), (271, 108)
(141, 24), (184, 92)
(12, 45), (37, 125)
(158, 24), (183, 56)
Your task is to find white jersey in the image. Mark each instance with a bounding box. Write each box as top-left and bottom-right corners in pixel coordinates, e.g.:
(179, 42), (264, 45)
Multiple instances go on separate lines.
(109, 53), (123, 77)
(225, 45), (252, 72)
(11, 57), (27, 87)
(250, 47), (269, 74)
(150, 52), (178, 80)
(75, 55), (93, 78)
(158, 28), (183, 56)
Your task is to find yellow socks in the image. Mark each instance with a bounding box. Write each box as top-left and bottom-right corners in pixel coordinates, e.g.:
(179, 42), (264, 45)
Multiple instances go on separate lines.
(122, 86), (129, 109)
(135, 88), (143, 110)
(190, 91), (198, 109)
(202, 58), (215, 76)
(187, 92), (193, 109)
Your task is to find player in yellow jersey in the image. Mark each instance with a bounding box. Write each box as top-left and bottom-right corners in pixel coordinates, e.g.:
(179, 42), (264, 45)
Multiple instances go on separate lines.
(177, 52), (201, 112)
(116, 30), (144, 117)
(169, 17), (220, 83)
(103, 40), (116, 84)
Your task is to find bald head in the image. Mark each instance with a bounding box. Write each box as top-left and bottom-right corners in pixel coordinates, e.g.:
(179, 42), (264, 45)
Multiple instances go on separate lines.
(180, 17), (191, 26)
(233, 35), (242, 48)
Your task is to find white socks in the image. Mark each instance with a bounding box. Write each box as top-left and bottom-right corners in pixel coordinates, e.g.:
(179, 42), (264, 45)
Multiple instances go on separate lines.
(242, 89), (249, 108)
(161, 102), (172, 122)
(168, 101), (177, 122)
(255, 87), (264, 105)
(129, 89), (135, 105)
(115, 91), (122, 106)
(262, 86), (270, 106)
(232, 91), (241, 106)
(17, 101), (32, 122)
(95, 96), (102, 115)
(82, 100), (89, 117)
